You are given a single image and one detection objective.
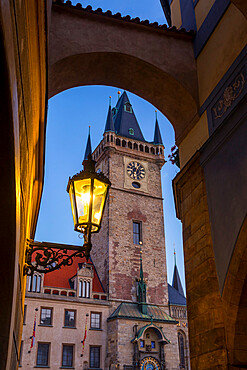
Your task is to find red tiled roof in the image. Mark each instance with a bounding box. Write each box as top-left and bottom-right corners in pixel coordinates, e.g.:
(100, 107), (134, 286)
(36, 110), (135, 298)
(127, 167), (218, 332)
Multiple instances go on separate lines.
(52, 0), (195, 37)
(43, 255), (104, 293)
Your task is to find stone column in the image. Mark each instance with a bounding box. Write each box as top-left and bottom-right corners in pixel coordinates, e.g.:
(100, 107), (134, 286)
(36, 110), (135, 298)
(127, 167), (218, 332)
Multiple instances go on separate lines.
(159, 342), (166, 370)
(173, 154), (228, 369)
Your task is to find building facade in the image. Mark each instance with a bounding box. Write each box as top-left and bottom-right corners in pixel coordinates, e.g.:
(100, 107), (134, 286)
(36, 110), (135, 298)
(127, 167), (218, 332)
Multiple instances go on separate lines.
(21, 93), (189, 370)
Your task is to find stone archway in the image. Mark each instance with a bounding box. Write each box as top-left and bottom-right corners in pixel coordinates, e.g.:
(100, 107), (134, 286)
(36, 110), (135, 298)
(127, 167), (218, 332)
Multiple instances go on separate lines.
(49, 1), (199, 143)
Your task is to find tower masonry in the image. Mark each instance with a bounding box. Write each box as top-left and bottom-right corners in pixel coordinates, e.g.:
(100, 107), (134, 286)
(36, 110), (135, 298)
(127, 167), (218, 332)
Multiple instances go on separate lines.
(91, 91), (168, 307)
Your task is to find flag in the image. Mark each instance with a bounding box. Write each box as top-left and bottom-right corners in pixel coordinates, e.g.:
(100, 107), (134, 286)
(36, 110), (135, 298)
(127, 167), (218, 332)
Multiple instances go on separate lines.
(81, 314), (89, 356)
(29, 309), (38, 353)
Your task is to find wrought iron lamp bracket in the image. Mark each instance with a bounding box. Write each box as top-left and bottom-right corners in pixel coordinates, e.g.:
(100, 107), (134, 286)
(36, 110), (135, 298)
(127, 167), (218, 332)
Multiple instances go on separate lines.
(24, 236), (91, 276)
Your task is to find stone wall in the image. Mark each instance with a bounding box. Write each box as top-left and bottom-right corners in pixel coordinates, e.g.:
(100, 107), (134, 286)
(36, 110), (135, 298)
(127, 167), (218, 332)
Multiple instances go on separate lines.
(173, 154), (228, 369)
(92, 140), (168, 305)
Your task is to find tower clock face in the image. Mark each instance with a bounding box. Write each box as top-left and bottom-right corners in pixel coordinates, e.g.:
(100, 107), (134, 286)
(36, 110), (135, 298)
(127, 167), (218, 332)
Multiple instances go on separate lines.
(127, 161), (145, 180)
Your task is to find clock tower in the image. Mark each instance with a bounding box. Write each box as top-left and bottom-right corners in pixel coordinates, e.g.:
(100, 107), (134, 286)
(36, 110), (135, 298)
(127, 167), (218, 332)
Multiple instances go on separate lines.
(91, 91), (168, 307)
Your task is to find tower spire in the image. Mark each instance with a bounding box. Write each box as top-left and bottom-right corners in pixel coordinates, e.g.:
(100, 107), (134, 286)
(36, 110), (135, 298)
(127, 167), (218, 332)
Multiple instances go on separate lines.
(138, 245), (147, 314)
(113, 91), (145, 141)
(153, 111), (163, 145)
(172, 249), (185, 297)
(83, 126), (92, 161)
(104, 98), (115, 133)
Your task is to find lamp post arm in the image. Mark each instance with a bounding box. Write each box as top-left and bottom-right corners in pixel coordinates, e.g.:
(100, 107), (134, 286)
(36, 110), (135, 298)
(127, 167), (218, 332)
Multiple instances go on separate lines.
(24, 239), (89, 276)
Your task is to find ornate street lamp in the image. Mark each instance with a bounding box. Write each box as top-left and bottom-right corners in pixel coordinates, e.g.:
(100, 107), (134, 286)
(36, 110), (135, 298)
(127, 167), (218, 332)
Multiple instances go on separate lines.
(67, 154), (111, 258)
(24, 153), (111, 276)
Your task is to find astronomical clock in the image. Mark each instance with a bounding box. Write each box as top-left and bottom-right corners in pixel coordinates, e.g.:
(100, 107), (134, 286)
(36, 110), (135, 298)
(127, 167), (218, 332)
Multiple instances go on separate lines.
(140, 357), (161, 370)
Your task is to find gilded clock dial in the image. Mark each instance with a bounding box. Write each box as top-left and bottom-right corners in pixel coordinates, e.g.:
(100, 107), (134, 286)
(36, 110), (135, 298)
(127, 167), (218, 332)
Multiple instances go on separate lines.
(127, 161), (145, 180)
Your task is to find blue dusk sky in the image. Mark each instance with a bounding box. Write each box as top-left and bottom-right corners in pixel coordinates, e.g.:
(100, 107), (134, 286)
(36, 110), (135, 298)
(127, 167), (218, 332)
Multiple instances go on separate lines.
(35, 1), (186, 292)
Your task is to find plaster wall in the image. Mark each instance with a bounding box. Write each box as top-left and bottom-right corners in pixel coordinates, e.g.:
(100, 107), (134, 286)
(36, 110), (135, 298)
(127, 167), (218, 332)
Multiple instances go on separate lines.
(0, 1), (47, 368)
(171, 0), (182, 28)
(194, 0), (215, 30)
(179, 111), (209, 169)
(196, 4), (247, 106)
(21, 295), (109, 369)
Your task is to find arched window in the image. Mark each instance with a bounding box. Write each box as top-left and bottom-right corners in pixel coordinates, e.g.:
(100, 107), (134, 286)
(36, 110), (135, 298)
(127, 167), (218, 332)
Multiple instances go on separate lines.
(116, 138), (121, 146)
(156, 147), (159, 155)
(134, 143), (138, 150)
(27, 274), (42, 293)
(86, 281), (90, 298)
(79, 280), (91, 298)
(151, 147), (155, 154)
(122, 140), (126, 148)
(111, 135), (113, 142)
(145, 146), (149, 153)
(178, 332), (185, 369)
(128, 141), (132, 149)
(107, 135), (109, 142)
(139, 144), (143, 152)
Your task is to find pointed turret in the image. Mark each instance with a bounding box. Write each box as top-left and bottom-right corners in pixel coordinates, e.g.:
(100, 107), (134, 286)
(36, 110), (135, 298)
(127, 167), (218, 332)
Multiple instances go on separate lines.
(172, 251), (184, 297)
(113, 91), (145, 141)
(138, 249), (147, 314)
(153, 112), (163, 145)
(83, 127), (92, 160)
(104, 97), (115, 133)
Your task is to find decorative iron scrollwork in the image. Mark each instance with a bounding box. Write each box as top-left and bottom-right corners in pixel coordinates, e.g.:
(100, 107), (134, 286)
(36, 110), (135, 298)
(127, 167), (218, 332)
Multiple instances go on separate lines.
(24, 239), (89, 276)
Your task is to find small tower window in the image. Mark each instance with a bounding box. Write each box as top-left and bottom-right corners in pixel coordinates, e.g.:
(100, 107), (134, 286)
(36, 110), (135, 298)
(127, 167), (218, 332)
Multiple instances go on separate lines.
(116, 138), (121, 146)
(129, 128), (134, 135)
(124, 103), (132, 113)
(145, 146), (149, 153)
(128, 141), (132, 149)
(139, 144), (143, 152)
(134, 143), (138, 150)
(122, 140), (126, 148)
(133, 221), (142, 244)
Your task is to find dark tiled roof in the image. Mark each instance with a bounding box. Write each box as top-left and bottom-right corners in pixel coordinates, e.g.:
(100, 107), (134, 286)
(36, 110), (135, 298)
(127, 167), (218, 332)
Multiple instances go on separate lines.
(52, 0), (195, 37)
(113, 91), (145, 141)
(104, 105), (115, 133)
(108, 302), (177, 323)
(168, 284), (186, 306)
(172, 264), (184, 296)
(153, 118), (163, 145)
(84, 130), (92, 160)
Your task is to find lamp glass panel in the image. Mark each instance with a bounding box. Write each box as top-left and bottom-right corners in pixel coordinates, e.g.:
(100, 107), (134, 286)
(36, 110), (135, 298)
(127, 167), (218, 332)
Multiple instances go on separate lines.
(69, 184), (77, 227)
(74, 178), (92, 229)
(91, 178), (108, 230)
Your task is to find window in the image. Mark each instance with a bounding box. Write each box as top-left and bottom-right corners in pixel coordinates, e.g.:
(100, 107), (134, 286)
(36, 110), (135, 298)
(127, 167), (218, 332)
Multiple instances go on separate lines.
(64, 310), (76, 327)
(79, 280), (91, 298)
(27, 274), (41, 293)
(178, 332), (185, 369)
(140, 340), (145, 348)
(19, 340), (23, 367)
(23, 305), (27, 325)
(124, 103), (132, 113)
(90, 346), (100, 368)
(151, 341), (155, 349)
(90, 313), (101, 329)
(133, 221), (142, 244)
(40, 308), (52, 326)
(36, 343), (49, 367)
(62, 345), (74, 368)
